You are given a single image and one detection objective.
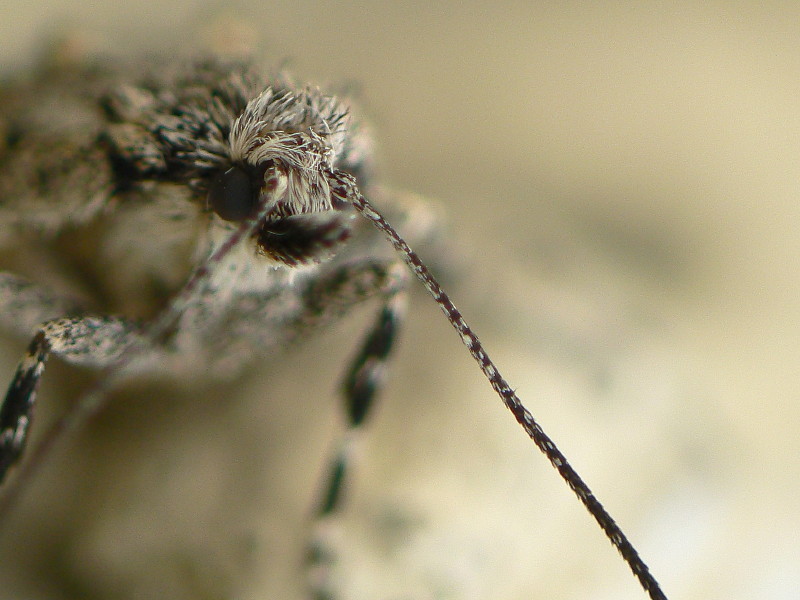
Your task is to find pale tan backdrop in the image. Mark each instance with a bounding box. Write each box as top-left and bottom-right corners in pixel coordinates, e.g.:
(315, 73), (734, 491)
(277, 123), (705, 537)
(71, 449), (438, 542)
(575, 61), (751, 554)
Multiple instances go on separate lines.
(0, 2), (798, 599)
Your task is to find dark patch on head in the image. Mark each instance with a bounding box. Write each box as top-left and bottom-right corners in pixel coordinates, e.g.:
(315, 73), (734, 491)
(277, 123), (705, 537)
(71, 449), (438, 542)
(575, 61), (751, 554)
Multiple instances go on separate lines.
(207, 160), (273, 222)
(255, 213), (354, 266)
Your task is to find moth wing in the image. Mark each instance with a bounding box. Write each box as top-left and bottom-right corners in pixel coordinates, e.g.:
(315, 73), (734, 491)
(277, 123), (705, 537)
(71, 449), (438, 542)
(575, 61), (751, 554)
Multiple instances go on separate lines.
(0, 63), (117, 245)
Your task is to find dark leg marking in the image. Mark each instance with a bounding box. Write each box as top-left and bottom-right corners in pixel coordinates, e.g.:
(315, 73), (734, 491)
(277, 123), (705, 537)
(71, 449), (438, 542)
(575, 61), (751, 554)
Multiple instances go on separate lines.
(300, 261), (408, 600)
(0, 332), (49, 481)
(0, 316), (140, 483)
(319, 294), (405, 517)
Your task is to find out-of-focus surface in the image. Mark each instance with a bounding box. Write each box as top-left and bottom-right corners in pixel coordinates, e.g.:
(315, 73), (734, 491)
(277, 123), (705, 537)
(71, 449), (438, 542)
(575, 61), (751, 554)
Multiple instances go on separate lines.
(0, 2), (798, 599)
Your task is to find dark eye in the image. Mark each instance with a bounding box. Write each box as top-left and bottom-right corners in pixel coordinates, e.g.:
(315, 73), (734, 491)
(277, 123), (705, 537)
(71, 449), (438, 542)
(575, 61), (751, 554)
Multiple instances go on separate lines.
(207, 165), (257, 222)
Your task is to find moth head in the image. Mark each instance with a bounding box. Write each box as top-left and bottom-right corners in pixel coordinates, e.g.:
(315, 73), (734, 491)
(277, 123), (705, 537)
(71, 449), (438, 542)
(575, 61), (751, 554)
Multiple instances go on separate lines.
(207, 124), (357, 267)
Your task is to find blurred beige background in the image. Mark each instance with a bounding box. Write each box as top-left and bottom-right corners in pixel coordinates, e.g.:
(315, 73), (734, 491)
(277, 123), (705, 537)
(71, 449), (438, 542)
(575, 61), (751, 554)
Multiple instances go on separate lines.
(1, 2), (799, 599)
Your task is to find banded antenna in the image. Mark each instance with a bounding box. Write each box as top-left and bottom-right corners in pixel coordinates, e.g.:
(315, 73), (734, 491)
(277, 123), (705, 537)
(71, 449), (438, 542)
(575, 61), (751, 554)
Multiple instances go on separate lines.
(349, 182), (668, 600)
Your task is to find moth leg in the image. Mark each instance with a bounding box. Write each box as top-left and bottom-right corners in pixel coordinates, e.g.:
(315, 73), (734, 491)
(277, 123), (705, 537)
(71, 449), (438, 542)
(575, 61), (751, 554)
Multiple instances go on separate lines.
(318, 291), (406, 516)
(0, 315), (143, 482)
(299, 260), (408, 600)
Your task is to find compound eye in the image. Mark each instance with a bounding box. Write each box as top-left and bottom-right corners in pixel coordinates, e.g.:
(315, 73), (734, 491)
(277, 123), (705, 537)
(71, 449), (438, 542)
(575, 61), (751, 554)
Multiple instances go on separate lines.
(207, 165), (257, 222)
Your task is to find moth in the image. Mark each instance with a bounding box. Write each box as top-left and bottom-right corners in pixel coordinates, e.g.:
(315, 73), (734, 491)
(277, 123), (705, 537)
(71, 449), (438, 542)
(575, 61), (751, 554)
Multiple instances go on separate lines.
(0, 51), (668, 599)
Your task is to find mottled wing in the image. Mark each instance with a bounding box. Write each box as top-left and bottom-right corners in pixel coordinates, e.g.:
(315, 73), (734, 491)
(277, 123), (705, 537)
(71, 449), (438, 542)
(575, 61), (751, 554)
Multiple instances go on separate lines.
(0, 61), (116, 245)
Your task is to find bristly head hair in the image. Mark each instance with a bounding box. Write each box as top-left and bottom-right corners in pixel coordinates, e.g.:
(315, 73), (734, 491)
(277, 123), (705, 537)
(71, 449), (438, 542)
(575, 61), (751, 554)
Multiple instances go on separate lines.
(216, 89), (357, 266)
(104, 62), (363, 268)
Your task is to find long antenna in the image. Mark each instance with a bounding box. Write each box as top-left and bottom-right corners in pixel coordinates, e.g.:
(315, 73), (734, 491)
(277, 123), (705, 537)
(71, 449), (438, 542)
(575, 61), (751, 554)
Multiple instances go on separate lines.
(352, 192), (668, 600)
